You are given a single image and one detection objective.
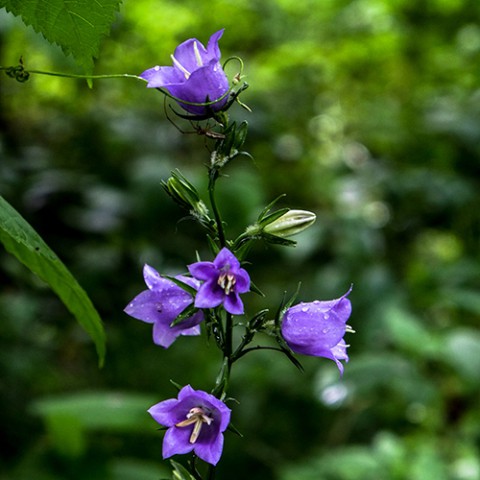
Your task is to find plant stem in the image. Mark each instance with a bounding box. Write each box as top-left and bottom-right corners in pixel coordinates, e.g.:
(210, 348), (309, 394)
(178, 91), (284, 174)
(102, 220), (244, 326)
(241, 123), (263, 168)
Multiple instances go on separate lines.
(208, 167), (226, 248)
(207, 464), (216, 480)
(0, 66), (144, 82)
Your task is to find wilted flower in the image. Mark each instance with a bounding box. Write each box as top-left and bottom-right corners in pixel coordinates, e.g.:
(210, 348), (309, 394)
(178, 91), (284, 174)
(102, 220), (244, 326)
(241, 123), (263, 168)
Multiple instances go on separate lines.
(281, 287), (353, 374)
(148, 385), (231, 466)
(188, 247), (250, 315)
(140, 29), (230, 115)
(124, 265), (203, 348)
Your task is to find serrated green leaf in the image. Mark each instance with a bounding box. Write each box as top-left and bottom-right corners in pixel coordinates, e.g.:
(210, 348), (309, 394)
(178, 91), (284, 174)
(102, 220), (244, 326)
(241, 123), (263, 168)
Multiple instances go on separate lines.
(0, 0), (122, 72)
(0, 195), (106, 365)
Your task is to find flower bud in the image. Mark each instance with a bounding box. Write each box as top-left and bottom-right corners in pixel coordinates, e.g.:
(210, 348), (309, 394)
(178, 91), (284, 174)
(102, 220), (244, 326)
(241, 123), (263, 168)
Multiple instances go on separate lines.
(162, 170), (210, 219)
(263, 209), (316, 238)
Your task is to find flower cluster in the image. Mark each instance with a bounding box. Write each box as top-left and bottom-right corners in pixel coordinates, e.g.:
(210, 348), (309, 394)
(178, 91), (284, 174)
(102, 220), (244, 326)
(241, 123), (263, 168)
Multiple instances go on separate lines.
(128, 28), (354, 474)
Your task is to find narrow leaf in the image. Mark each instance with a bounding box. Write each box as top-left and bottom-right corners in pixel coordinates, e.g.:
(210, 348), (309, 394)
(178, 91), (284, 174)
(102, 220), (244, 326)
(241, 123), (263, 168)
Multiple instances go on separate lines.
(0, 196), (106, 365)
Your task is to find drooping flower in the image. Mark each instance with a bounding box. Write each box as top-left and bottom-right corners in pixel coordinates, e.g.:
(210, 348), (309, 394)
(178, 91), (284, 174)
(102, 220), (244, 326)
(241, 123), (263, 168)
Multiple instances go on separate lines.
(148, 385), (231, 466)
(188, 247), (250, 315)
(124, 265), (203, 348)
(281, 287), (353, 375)
(140, 29), (230, 115)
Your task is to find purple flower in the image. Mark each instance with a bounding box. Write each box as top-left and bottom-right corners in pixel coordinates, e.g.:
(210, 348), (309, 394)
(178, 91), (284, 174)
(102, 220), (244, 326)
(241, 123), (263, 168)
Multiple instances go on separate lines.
(124, 265), (203, 348)
(281, 287), (353, 375)
(140, 29), (230, 115)
(188, 247), (250, 315)
(148, 385), (231, 466)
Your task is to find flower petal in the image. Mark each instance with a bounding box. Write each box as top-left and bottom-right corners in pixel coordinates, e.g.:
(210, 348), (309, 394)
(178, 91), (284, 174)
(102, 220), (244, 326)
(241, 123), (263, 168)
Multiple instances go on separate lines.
(188, 261), (217, 281)
(172, 37), (208, 74)
(168, 62), (229, 115)
(224, 293), (244, 315)
(143, 264), (169, 290)
(162, 426), (194, 458)
(283, 304), (346, 349)
(194, 432), (224, 465)
(194, 281), (225, 309)
(234, 268), (251, 293)
(124, 290), (160, 324)
(152, 320), (201, 348)
(148, 398), (179, 427)
(206, 29), (225, 62)
(140, 66), (184, 88)
(213, 247), (240, 271)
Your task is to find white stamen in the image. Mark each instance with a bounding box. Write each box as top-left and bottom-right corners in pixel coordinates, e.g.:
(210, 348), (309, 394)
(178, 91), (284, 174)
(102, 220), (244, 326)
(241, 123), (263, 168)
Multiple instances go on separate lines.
(218, 273), (236, 295)
(171, 54), (190, 79)
(175, 407), (213, 444)
(193, 41), (203, 67)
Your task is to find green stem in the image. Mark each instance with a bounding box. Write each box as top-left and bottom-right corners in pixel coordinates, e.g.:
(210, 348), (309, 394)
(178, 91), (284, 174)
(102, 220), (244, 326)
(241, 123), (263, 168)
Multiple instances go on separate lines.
(224, 313), (233, 358)
(0, 66), (144, 82)
(208, 167), (226, 248)
(233, 344), (287, 360)
(207, 464), (216, 480)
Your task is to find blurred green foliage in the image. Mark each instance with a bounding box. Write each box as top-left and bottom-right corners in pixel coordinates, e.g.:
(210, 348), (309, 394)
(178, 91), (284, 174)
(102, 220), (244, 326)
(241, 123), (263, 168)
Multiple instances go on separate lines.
(1, 0), (480, 479)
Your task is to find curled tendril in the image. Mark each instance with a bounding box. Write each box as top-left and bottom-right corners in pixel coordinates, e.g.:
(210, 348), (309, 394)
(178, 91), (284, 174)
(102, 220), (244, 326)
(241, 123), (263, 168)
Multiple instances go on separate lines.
(4, 63), (30, 83)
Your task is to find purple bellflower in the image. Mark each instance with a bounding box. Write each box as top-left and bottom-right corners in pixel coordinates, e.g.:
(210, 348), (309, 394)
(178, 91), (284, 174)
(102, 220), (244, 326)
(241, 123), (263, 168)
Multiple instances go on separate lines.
(188, 247), (250, 315)
(124, 265), (203, 348)
(281, 287), (353, 375)
(140, 29), (230, 115)
(148, 385), (231, 466)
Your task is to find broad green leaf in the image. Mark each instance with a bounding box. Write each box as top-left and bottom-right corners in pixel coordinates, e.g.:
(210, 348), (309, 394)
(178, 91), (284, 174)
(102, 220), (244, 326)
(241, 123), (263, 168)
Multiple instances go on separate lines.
(31, 391), (157, 432)
(0, 195), (106, 364)
(0, 0), (122, 72)
(31, 391), (158, 458)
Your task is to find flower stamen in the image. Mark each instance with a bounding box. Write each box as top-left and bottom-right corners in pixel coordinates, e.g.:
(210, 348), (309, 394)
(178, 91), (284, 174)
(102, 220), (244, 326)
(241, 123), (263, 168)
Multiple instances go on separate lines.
(218, 272), (236, 295)
(175, 406), (213, 444)
(193, 41), (203, 67)
(170, 54), (191, 79)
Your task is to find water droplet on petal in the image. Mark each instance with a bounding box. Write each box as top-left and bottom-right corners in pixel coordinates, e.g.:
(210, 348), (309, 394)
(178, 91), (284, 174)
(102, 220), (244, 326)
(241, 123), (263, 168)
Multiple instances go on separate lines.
(301, 306), (309, 313)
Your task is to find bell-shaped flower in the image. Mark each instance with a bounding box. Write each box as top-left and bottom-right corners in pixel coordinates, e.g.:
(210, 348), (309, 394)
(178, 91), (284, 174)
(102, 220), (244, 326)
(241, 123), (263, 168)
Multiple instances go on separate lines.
(148, 385), (231, 466)
(281, 287), (353, 375)
(140, 29), (230, 115)
(188, 247), (250, 315)
(124, 265), (203, 348)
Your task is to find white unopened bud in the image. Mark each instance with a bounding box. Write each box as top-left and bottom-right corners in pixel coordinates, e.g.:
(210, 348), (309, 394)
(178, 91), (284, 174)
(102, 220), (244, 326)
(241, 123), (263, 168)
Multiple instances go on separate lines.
(264, 209), (316, 238)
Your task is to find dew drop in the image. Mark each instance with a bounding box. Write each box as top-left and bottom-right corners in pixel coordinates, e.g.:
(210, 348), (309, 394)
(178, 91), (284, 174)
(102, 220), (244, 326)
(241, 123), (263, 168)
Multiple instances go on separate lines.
(301, 306), (309, 313)
(154, 65), (160, 71)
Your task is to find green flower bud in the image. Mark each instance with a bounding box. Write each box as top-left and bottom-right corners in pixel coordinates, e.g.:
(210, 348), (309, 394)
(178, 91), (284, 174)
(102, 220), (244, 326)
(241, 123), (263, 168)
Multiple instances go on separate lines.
(162, 170), (210, 219)
(263, 209), (316, 238)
